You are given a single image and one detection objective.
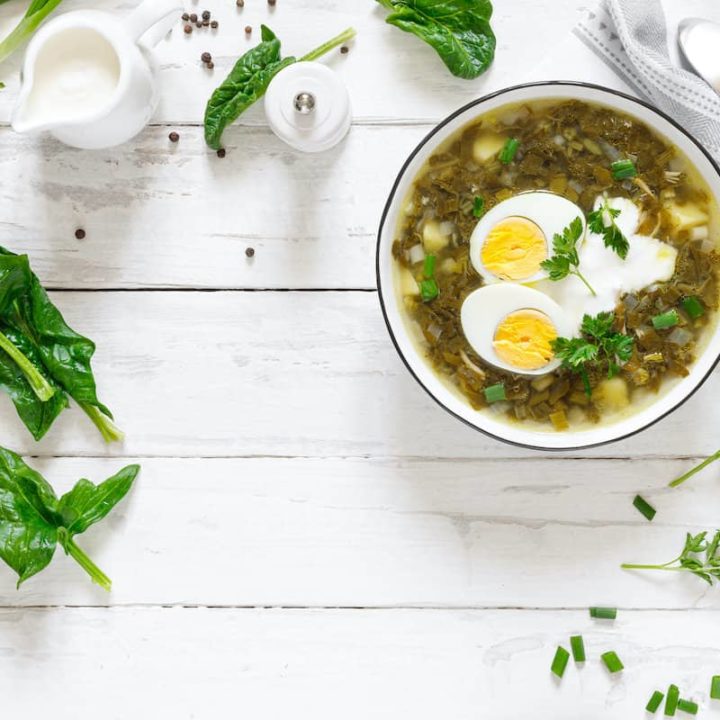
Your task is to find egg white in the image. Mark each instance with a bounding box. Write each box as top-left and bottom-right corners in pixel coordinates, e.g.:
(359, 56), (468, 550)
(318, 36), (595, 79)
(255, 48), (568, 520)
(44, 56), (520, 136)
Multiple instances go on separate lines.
(469, 192), (586, 284)
(533, 196), (678, 332)
(460, 284), (574, 376)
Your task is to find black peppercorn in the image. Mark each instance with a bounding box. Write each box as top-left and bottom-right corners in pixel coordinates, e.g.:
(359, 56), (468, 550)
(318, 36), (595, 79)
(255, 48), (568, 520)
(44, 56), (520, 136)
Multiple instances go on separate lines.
(169, 131), (180, 143)
(75, 228), (86, 240)
(217, 149), (226, 158)
(207, 61), (214, 69)
(189, 13), (197, 21)
(245, 247), (255, 257)
(183, 24), (192, 33)
(236, 0), (244, 6)
(181, 12), (189, 21)
(201, 51), (212, 63)
(268, 0), (276, 5)
(210, 20), (218, 28)
(202, 10), (211, 20)
(245, 25), (252, 34)
(340, 46), (349, 54)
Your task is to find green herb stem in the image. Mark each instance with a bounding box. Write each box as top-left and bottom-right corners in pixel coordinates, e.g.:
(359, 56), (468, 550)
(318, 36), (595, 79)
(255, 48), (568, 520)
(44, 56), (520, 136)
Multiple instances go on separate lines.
(80, 403), (125, 443)
(0, 329), (55, 401)
(572, 270), (597, 296)
(300, 27), (357, 62)
(63, 535), (111, 591)
(0, 0), (64, 65)
(669, 450), (720, 487)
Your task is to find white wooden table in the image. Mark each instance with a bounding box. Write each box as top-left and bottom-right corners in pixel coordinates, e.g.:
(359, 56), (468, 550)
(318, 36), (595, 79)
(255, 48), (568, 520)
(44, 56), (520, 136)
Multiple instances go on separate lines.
(1, 0), (719, 717)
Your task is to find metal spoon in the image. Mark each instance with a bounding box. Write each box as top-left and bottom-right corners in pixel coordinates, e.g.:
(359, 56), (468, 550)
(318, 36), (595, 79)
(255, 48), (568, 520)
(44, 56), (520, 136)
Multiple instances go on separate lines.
(678, 18), (720, 93)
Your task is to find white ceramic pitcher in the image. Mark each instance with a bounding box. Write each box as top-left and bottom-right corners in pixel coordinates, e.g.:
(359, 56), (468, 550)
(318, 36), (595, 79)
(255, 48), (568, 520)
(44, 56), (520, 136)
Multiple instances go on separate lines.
(11, 0), (182, 149)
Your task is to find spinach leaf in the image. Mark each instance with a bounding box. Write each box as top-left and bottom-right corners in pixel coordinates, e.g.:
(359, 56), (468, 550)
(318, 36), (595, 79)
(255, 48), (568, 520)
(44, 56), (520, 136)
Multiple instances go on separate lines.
(205, 26), (296, 150)
(204, 25), (356, 150)
(0, 447), (140, 589)
(376, 0), (496, 79)
(0, 247), (122, 442)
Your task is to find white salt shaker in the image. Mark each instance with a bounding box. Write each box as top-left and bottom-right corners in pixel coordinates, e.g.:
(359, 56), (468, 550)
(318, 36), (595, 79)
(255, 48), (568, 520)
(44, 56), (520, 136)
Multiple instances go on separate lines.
(264, 62), (351, 153)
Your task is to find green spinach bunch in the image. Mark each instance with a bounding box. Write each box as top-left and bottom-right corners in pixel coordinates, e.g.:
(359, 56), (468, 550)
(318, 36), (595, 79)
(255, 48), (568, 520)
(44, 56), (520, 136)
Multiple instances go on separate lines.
(205, 25), (356, 150)
(0, 447), (139, 589)
(0, 247), (121, 442)
(375, 0), (496, 79)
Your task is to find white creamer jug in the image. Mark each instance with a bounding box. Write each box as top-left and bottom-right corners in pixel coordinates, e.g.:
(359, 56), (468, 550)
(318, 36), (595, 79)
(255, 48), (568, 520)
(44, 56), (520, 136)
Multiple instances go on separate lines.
(11, 0), (182, 149)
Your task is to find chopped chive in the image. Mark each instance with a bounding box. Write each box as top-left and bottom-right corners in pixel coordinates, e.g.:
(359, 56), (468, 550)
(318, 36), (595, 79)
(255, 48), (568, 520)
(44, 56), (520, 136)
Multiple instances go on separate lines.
(499, 137), (519, 164)
(601, 650), (624, 673)
(646, 690), (665, 714)
(711, 676), (720, 700)
(423, 253), (437, 278)
(419, 278), (439, 302)
(472, 196), (485, 218)
(589, 607), (617, 620)
(570, 635), (585, 662)
(665, 684), (680, 716)
(484, 383), (506, 404)
(681, 296), (705, 320)
(611, 158), (637, 180)
(652, 309), (680, 330)
(551, 646), (570, 678)
(633, 494), (656, 521)
(677, 699), (698, 715)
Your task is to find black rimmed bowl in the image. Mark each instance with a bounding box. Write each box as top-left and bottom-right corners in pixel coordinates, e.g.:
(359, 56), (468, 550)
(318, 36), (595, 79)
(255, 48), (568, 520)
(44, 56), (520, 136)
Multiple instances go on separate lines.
(376, 81), (720, 451)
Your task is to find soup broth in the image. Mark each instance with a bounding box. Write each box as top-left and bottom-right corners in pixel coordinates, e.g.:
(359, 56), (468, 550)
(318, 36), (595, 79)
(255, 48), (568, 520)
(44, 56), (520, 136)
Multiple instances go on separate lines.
(392, 99), (720, 431)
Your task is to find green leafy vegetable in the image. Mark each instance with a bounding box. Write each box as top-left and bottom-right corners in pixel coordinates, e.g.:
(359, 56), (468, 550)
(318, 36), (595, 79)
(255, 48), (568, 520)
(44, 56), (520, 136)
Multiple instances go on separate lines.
(419, 253), (439, 302)
(0, 446), (139, 589)
(204, 25), (356, 150)
(484, 382), (505, 403)
(646, 690), (665, 713)
(0, 0), (64, 65)
(472, 196), (485, 218)
(498, 137), (519, 164)
(611, 158), (637, 180)
(587, 198), (630, 259)
(622, 530), (720, 585)
(551, 645), (569, 678)
(601, 651), (624, 673)
(540, 216), (596, 296)
(375, 0), (495, 79)
(552, 312), (634, 395)
(632, 494), (656, 521)
(0, 247), (120, 442)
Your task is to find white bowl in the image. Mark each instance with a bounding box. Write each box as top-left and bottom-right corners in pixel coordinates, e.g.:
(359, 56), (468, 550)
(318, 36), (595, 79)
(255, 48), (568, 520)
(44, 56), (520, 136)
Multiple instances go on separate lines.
(376, 82), (720, 451)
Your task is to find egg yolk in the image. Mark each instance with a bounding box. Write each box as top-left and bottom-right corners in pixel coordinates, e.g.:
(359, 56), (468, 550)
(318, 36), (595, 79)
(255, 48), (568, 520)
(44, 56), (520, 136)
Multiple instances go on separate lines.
(481, 216), (547, 281)
(493, 309), (557, 370)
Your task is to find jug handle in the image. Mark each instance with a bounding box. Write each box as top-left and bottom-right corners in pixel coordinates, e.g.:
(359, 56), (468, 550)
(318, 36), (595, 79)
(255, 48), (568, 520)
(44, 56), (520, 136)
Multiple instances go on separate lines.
(125, 0), (184, 49)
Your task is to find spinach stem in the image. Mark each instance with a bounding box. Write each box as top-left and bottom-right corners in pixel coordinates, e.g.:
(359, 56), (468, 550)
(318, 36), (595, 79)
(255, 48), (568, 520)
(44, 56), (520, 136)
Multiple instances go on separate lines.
(80, 403), (125, 443)
(64, 535), (112, 591)
(300, 27), (357, 62)
(669, 450), (720, 488)
(0, 329), (55, 401)
(573, 270), (597, 297)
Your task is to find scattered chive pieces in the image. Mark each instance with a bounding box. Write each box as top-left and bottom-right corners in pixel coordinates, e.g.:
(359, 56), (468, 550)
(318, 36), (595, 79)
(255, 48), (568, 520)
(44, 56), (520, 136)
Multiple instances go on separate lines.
(423, 253), (437, 278)
(611, 158), (637, 180)
(711, 676), (720, 700)
(677, 699), (698, 715)
(499, 137), (519, 164)
(646, 690), (665, 714)
(601, 650), (624, 673)
(570, 635), (585, 662)
(633, 494), (656, 521)
(419, 278), (439, 302)
(590, 607), (617, 620)
(484, 383), (506, 404)
(681, 296), (705, 320)
(651, 309), (680, 330)
(665, 684), (680, 716)
(472, 196), (485, 218)
(551, 646), (570, 678)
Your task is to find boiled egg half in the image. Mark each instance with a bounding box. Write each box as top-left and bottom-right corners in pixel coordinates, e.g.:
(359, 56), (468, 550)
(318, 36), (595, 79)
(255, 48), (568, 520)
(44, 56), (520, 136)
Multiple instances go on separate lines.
(469, 192), (586, 283)
(460, 284), (574, 375)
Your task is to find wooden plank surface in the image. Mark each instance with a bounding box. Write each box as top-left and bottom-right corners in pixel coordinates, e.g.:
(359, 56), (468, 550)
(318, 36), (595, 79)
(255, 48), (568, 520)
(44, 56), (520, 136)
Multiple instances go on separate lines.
(2, 456), (719, 608)
(1, 607), (718, 719)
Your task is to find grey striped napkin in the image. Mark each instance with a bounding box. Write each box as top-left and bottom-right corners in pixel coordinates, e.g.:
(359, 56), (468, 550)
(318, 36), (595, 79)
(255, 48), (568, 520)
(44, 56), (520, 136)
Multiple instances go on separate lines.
(575, 0), (720, 161)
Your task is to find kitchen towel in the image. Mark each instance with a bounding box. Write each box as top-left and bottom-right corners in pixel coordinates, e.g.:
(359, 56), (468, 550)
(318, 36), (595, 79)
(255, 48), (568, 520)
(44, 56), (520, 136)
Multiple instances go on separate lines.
(575, 0), (720, 161)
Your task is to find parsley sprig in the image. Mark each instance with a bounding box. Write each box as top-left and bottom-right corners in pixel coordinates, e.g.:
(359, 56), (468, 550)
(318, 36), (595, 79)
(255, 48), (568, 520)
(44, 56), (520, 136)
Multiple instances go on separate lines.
(540, 217), (596, 296)
(587, 198), (630, 259)
(622, 530), (720, 585)
(552, 312), (634, 395)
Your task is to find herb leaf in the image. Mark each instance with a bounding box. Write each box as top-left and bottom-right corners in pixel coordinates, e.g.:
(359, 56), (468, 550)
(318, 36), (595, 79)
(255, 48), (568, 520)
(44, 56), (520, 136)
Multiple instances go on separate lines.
(540, 216), (596, 295)
(0, 447), (140, 589)
(622, 529), (720, 585)
(376, 0), (496, 79)
(587, 199), (630, 259)
(204, 26), (356, 150)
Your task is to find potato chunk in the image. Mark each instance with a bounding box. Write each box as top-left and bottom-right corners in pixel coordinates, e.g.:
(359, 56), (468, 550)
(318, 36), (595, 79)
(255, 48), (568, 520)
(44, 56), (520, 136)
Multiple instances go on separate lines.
(664, 201), (709, 230)
(472, 131), (507, 163)
(594, 377), (630, 412)
(422, 220), (451, 253)
(399, 268), (419, 296)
